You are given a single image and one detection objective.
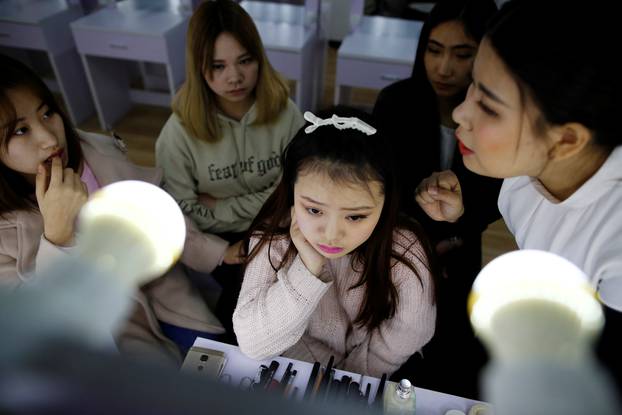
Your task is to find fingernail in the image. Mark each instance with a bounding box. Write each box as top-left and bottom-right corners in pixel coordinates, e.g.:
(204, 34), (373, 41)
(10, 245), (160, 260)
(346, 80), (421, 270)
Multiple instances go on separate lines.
(429, 186), (438, 195)
(37, 164), (44, 174)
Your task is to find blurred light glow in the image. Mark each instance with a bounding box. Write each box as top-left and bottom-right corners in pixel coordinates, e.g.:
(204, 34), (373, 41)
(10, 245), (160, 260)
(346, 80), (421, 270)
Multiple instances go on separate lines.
(78, 181), (185, 282)
(469, 250), (603, 340)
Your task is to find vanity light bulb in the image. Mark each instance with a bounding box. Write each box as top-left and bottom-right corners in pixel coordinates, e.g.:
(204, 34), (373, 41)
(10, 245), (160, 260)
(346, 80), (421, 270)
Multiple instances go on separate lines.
(468, 250), (603, 362)
(77, 180), (185, 287)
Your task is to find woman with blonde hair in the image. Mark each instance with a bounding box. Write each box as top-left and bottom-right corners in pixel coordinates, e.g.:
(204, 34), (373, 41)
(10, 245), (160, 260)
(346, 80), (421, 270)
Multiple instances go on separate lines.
(156, 0), (304, 342)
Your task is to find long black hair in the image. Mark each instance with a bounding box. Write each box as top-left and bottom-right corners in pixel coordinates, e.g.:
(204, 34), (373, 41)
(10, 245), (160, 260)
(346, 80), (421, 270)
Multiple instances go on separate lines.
(0, 54), (83, 217)
(410, 0), (498, 129)
(246, 107), (438, 331)
(486, 0), (620, 150)
(373, 0), (498, 219)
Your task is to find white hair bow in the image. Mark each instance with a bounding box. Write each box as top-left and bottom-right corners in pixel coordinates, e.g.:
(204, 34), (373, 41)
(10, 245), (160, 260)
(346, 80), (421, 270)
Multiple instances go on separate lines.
(303, 111), (377, 135)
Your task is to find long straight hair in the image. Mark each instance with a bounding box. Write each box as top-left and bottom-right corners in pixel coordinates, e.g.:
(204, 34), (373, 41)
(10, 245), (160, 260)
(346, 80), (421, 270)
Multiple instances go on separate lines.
(410, 0), (498, 133)
(173, 0), (290, 142)
(0, 54), (83, 217)
(246, 107), (438, 331)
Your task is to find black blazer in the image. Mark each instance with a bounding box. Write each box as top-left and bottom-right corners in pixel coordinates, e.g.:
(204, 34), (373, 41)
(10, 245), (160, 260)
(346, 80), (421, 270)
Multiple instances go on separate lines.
(373, 77), (502, 284)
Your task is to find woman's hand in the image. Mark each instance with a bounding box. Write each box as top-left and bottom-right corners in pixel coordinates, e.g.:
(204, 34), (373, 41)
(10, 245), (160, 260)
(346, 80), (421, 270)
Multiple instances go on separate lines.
(415, 170), (464, 223)
(290, 206), (325, 276)
(198, 192), (218, 209)
(223, 240), (245, 265)
(36, 157), (88, 246)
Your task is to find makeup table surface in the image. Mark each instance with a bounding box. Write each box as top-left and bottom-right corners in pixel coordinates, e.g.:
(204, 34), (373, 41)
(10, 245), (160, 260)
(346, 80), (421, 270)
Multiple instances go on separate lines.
(192, 337), (487, 415)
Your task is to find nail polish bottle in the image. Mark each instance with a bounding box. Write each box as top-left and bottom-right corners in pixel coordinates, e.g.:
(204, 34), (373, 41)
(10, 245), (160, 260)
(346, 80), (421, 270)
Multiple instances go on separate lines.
(383, 379), (416, 414)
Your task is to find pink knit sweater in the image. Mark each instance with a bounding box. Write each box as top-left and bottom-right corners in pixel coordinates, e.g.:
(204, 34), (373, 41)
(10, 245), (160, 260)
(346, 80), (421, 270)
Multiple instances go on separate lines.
(233, 230), (436, 377)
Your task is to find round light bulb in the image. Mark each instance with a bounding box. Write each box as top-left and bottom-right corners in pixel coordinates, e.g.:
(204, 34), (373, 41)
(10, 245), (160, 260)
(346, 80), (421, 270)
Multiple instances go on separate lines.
(468, 250), (603, 362)
(77, 181), (185, 287)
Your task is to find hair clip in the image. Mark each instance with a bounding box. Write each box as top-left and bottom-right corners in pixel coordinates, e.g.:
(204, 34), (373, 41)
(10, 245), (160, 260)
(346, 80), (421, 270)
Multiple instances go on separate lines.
(304, 111), (376, 135)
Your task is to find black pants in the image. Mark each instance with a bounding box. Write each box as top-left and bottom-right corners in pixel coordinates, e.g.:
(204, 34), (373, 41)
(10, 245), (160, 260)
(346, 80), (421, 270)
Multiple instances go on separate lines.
(391, 242), (488, 400)
(211, 263), (243, 345)
(189, 232), (246, 345)
(596, 306), (622, 396)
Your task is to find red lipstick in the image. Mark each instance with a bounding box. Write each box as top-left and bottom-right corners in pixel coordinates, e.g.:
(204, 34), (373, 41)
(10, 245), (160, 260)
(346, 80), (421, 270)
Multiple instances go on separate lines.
(458, 140), (474, 156)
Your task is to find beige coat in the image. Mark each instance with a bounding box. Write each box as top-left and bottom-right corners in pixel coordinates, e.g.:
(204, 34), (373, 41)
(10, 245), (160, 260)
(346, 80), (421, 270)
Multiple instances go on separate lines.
(0, 130), (226, 365)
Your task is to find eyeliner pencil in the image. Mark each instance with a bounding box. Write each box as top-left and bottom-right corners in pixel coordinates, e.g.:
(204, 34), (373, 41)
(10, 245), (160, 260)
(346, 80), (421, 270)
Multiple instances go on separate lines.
(340, 375), (352, 400)
(364, 382), (372, 404)
(279, 362), (294, 392)
(311, 367), (324, 399)
(318, 355), (334, 398)
(284, 369), (297, 397)
(322, 369), (335, 402)
(263, 360), (280, 390)
(256, 365), (270, 389)
(304, 362), (321, 400)
(374, 373), (388, 407)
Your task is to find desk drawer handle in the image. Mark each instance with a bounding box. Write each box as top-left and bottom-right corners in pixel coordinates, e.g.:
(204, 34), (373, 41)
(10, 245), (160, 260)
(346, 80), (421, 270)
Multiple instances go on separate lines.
(109, 43), (129, 50)
(380, 74), (401, 81)
(0, 33), (11, 39)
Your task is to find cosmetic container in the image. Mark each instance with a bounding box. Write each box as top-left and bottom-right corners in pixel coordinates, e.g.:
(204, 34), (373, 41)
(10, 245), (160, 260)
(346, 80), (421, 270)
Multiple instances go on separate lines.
(383, 379), (416, 414)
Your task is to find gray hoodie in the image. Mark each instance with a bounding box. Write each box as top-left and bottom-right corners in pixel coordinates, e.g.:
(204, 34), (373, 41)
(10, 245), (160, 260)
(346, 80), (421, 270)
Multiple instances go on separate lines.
(156, 99), (304, 234)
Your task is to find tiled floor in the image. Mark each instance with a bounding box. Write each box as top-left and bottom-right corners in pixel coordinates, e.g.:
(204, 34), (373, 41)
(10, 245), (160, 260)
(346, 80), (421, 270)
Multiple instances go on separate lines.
(76, 45), (517, 265)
